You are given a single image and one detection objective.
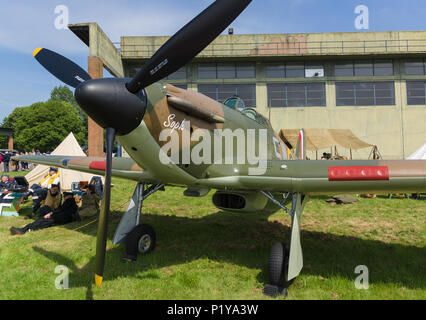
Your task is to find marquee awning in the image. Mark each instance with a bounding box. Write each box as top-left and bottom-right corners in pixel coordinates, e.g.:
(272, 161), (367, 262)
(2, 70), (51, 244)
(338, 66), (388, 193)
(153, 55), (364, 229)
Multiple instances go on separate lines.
(279, 129), (374, 151)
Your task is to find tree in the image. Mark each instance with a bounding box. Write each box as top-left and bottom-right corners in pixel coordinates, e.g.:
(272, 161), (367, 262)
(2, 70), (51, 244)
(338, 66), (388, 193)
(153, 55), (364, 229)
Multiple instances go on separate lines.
(1, 99), (86, 152)
(50, 85), (88, 128)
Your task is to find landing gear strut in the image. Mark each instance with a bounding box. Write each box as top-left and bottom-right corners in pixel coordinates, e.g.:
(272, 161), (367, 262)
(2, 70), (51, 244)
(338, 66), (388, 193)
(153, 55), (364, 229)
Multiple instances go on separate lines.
(112, 183), (164, 262)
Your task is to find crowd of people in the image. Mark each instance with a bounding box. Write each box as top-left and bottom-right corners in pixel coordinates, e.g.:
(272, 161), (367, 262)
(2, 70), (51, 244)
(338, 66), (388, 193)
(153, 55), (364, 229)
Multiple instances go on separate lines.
(0, 150), (38, 173)
(3, 166), (101, 235)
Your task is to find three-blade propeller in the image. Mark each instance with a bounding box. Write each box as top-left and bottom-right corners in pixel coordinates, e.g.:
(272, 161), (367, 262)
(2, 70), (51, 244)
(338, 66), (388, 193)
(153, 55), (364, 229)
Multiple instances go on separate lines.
(32, 0), (252, 287)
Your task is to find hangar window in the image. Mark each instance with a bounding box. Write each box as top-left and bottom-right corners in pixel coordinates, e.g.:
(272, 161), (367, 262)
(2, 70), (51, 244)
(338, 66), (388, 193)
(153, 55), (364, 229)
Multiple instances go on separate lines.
(354, 61), (374, 76)
(335, 62), (354, 77)
(198, 63), (256, 79)
(266, 62), (324, 78)
(407, 81), (426, 105)
(405, 60), (426, 75)
(305, 63), (325, 78)
(166, 67), (187, 80)
(198, 64), (217, 79)
(266, 64), (286, 78)
(217, 63), (235, 79)
(336, 82), (395, 106)
(286, 63), (305, 78)
(198, 84), (256, 108)
(334, 60), (393, 77)
(267, 83), (326, 108)
(374, 61), (394, 76)
(236, 63), (256, 78)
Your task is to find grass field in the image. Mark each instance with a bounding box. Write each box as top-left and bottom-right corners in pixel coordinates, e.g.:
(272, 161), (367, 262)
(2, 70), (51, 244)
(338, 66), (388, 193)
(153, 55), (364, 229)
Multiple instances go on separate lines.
(0, 171), (425, 300)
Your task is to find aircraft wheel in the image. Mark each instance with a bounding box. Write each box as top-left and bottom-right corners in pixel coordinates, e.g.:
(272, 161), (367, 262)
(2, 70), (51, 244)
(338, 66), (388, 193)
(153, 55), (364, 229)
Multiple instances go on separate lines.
(268, 242), (291, 287)
(124, 224), (156, 260)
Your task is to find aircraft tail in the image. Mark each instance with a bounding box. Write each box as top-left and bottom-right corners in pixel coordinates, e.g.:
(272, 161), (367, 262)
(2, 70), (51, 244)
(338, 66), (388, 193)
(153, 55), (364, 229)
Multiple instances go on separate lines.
(295, 129), (306, 160)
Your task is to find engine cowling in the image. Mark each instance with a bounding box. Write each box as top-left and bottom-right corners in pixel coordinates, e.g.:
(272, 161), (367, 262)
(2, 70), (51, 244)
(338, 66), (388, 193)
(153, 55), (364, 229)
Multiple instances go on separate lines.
(212, 191), (284, 214)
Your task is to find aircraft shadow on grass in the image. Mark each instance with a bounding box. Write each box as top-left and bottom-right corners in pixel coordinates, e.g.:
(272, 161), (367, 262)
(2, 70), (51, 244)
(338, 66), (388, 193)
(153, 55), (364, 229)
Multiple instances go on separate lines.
(32, 209), (425, 299)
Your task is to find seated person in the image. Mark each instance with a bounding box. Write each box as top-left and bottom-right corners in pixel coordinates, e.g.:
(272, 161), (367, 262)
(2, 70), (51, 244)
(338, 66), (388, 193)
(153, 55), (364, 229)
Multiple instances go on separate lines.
(25, 167), (60, 211)
(27, 167), (60, 194)
(10, 192), (79, 235)
(78, 185), (100, 219)
(0, 175), (15, 198)
(24, 184), (61, 219)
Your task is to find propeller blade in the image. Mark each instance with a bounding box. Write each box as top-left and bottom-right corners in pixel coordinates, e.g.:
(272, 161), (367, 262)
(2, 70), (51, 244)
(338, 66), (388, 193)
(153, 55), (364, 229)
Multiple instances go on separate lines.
(126, 0), (252, 93)
(33, 48), (92, 88)
(94, 127), (116, 287)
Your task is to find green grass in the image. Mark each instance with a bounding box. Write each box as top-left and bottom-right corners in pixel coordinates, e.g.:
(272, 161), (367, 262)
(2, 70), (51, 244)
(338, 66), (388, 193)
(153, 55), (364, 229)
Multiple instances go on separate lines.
(0, 171), (425, 300)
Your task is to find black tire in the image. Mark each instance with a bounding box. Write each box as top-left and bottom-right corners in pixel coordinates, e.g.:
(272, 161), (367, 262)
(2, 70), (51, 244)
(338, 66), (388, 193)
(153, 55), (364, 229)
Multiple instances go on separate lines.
(268, 242), (294, 288)
(268, 242), (286, 286)
(125, 224), (156, 260)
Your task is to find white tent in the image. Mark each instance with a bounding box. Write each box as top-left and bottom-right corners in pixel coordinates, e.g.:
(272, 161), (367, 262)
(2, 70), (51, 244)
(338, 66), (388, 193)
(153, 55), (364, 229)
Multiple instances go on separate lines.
(25, 132), (101, 191)
(407, 143), (426, 160)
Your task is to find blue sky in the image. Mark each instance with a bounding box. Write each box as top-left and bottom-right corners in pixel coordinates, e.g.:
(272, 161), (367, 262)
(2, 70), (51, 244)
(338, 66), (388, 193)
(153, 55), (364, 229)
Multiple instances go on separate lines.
(1, 0), (426, 120)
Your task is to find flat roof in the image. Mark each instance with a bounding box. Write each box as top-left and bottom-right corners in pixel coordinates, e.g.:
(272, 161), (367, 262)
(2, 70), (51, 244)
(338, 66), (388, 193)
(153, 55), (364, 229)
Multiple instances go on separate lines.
(120, 30), (426, 61)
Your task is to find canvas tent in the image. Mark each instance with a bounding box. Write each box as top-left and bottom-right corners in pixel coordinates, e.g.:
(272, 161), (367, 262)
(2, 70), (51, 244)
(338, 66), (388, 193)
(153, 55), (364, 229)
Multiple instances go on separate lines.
(407, 143), (426, 160)
(279, 129), (373, 151)
(25, 132), (102, 191)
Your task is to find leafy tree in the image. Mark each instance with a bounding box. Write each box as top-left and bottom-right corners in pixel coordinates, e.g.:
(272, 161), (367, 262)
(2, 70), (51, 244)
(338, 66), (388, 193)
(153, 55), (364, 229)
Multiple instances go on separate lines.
(50, 85), (88, 128)
(1, 99), (86, 152)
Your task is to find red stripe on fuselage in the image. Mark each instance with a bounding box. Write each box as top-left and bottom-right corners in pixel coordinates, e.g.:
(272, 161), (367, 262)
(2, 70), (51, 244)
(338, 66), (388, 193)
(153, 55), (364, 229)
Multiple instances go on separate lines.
(89, 161), (113, 171)
(329, 166), (389, 181)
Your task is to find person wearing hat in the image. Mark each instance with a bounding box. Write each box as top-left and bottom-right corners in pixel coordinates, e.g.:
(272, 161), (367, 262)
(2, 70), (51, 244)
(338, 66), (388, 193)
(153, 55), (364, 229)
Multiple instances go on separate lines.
(24, 184), (62, 219)
(37, 167), (60, 189)
(26, 167), (60, 194)
(25, 167), (60, 212)
(10, 191), (80, 235)
(77, 184), (100, 219)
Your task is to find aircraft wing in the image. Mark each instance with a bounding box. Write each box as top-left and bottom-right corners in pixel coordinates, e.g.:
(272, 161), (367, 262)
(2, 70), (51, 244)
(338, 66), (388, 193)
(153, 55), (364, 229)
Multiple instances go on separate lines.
(14, 156), (426, 194)
(13, 155), (159, 183)
(200, 160), (426, 195)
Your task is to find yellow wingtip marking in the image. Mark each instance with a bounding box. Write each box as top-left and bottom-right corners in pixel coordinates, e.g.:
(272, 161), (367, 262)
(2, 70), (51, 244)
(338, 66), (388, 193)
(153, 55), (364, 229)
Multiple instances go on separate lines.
(95, 274), (103, 287)
(33, 48), (43, 57)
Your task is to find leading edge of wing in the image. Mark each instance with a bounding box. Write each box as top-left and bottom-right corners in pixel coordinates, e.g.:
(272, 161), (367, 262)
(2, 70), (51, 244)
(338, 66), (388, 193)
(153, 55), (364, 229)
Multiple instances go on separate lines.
(13, 155), (157, 183)
(198, 160), (426, 195)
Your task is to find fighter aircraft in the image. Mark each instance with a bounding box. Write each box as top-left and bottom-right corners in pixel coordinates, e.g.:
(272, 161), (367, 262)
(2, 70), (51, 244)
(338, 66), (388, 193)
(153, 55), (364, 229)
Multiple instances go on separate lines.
(15, 0), (426, 295)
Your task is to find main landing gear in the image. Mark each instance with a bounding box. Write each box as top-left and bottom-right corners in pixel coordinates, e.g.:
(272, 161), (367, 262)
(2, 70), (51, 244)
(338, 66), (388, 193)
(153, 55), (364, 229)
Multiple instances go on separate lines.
(112, 183), (164, 262)
(261, 192), (310, 298)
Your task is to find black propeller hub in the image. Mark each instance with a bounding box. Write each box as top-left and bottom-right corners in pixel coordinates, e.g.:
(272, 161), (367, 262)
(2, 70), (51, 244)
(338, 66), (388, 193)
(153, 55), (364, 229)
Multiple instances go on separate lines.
(75, 78), (147, 136)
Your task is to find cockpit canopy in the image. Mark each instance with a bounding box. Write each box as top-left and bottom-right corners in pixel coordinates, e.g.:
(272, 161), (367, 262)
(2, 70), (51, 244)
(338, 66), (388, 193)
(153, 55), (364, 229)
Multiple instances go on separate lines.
(223, 96), (272, 128)
(242, 108), (271, 128)
(223, 96), (246, 109)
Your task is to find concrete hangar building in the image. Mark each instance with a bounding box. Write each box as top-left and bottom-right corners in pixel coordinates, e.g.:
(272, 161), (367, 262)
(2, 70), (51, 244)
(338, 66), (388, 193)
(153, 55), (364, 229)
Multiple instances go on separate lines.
(69, 23), (426, 160)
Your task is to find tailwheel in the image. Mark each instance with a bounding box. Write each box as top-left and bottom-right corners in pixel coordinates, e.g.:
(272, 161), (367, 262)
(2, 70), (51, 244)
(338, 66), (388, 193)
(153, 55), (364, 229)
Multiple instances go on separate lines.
(122, 224), (156, 262)
(264, 242), (292, 297)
